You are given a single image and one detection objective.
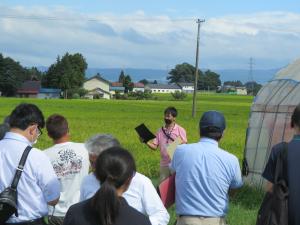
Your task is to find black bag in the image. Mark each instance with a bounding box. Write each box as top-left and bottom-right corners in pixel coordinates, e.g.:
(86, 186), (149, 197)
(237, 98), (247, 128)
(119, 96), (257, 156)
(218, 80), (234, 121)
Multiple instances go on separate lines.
(256, 143), (288, 225)
(0, 146), (32, 224)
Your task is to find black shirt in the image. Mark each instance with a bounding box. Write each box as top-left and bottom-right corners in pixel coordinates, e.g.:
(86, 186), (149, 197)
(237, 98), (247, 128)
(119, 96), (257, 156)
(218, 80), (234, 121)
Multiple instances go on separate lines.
(262, 135), (300, 225)
(63, 197), (151, 225)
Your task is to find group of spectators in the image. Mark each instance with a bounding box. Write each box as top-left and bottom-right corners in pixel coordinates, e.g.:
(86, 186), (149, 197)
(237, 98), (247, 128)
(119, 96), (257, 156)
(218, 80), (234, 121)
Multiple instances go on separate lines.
(0, 103), (168, 225)
(1, 102), (299, 225)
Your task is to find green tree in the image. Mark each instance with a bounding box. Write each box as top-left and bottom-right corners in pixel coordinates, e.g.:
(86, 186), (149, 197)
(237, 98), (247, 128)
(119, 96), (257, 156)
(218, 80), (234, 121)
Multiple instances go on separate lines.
(43, 53), (87, 98)
(198, 70), (221, 90)
(0, 54), (30, 96)
(171, 91), (187, 100)
(245, 81), (262, 96)
(118, 70), (126, 83)
(223, 80), (243, 87)
(167, 63), (199, 83)
(139, 79), (149, 85)
(123, 75), (133, 93)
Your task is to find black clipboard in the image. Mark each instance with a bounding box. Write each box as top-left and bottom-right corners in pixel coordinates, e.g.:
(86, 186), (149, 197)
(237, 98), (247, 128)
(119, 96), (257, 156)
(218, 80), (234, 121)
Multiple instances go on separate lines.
(135, 123), (156, 143)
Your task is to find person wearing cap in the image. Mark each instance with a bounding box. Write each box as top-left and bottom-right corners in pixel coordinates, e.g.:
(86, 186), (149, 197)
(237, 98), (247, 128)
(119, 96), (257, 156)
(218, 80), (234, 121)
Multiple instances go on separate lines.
(143, 106), (187, 182)
(171, 111), (243, 225)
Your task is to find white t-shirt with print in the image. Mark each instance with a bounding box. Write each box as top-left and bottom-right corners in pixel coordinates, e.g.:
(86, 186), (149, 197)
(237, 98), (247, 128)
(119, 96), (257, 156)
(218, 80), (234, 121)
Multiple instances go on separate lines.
(45, 142), (89, 217)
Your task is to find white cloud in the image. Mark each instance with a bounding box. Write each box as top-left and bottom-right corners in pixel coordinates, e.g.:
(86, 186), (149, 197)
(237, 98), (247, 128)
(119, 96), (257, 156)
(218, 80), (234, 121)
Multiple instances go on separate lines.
(1, 6), (300, 69)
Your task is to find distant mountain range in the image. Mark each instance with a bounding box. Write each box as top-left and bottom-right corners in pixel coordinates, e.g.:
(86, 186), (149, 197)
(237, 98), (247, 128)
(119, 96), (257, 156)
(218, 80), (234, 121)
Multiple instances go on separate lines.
(37, 66), (280, 84)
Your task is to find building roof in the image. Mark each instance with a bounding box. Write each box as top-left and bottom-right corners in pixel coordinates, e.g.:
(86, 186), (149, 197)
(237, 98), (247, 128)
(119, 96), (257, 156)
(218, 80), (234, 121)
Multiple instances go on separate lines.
(146, 84), (180, 89)
(177, 82), (194, 87)
(133, 82), (145, 88)
(110, 86), (125, 91)
(88, 87), (111, 95)
(39, 88), (61, 94)
(85, 75), (110, 85)
(17, 81), (41, 94)
(111, 82), (123, 87)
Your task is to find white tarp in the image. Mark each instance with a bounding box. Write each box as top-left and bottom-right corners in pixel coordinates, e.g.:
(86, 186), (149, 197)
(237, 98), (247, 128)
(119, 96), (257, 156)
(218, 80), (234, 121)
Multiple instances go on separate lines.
(274, 58), (300, 81)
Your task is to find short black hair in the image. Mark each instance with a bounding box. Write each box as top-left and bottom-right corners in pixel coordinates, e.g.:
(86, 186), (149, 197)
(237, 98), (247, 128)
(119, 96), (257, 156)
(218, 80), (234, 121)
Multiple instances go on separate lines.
(200, 126), (223, 141)
(291, 104), (300, 128)
(164, 106), (177, 117)
(9, 103), (45, 130)
(46, 114), (69, 140)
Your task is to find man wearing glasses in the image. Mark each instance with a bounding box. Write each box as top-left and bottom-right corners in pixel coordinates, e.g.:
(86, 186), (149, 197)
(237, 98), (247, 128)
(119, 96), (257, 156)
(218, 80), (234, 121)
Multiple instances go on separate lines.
(0, 103), (60, 225)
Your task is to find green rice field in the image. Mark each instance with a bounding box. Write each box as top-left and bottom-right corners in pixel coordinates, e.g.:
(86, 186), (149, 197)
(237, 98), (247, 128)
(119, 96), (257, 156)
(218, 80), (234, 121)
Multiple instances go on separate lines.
(0, 94), (264, 225)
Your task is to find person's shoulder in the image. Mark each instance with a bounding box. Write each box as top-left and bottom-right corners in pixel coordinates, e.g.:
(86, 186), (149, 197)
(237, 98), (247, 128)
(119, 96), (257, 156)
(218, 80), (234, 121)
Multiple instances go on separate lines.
(83, 173), (98, 183)
(175, 123), (186, 131)
(271, 142), (286, 155)
(31, 147), (50, 160)
(218, 147), (239, 163)
(133, 172), (152, 185)
(120, 200), (151, 225)
(64, 142), (86, 149)
(70, 198), (89, 209)
(177, 142), (197, 150)
(67, 199), (91, 216)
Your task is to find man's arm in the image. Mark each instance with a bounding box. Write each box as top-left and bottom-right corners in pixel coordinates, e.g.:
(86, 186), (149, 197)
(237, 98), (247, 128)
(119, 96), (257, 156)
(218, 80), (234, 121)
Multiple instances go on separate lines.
(37, 151), (61, 206)
(146, 141), (158, 150)
(265, 181), (273, 193)
(142, 177), (170, 225)
(229, 157), (243, 190)
(48, 198), (59, 206)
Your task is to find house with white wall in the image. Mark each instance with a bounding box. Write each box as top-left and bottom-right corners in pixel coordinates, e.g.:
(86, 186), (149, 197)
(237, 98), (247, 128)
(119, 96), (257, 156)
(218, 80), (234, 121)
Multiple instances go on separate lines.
(236, 86), (248, 95)
(83, 75), (111, 99)
(145, 84), (181, 93)
(177, 82), (194, 93)
(132, 83), (145, 92)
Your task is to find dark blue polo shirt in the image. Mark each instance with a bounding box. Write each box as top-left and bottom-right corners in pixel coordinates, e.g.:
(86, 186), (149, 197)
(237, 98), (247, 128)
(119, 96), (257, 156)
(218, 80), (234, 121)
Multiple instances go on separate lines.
(262, 135), (300, 225)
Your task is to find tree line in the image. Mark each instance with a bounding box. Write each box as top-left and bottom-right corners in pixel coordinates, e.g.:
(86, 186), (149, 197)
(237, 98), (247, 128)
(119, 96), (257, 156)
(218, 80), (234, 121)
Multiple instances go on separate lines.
(0, 52), (262, 98)
(0, 53), (87, 98)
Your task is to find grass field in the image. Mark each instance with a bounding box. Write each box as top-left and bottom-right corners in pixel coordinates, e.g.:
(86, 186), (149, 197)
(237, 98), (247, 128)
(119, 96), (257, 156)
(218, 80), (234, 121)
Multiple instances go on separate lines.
(0, 94), (263, 225)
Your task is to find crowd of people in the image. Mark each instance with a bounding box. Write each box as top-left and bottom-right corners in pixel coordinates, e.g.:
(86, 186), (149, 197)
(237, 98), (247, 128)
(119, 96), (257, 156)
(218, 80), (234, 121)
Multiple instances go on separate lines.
(0, 102), (299, 225)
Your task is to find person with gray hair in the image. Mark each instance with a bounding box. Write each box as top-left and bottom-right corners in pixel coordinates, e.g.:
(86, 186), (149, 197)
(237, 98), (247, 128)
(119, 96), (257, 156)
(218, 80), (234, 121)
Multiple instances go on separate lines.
(80, 134), (170, 225)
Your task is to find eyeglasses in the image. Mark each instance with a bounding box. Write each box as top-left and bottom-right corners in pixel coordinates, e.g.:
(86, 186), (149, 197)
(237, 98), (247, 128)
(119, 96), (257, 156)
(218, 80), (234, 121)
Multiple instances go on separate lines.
(37, 127), (43, 137)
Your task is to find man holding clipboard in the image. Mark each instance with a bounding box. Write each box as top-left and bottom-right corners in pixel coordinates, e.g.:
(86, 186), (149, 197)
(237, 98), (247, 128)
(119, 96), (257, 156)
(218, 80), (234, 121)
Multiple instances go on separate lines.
(140, 107), (187, 182)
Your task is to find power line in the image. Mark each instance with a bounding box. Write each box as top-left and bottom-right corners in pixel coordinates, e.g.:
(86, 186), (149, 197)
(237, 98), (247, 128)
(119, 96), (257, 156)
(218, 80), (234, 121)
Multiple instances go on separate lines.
(0, 14), (197, 22)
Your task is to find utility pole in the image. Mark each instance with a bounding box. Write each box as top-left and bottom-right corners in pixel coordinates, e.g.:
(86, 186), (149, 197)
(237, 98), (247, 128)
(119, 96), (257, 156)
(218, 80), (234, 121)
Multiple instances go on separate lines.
(248, 57), (254, 95)
(192, 19), (205, 118)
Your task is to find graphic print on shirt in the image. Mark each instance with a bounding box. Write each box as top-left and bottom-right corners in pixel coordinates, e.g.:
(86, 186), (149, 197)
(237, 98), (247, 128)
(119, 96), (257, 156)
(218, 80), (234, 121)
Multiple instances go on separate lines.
(52, 148), (83, 178)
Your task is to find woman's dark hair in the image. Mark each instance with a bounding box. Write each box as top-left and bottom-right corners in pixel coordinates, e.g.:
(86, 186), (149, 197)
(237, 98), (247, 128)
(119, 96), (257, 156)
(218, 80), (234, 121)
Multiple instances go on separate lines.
(91, 147), (136, 225)
(46, 114), (69, 140)
(164, 106), (177, 117)
(291, 104), (300, 128)
(9, 103), (45, 130)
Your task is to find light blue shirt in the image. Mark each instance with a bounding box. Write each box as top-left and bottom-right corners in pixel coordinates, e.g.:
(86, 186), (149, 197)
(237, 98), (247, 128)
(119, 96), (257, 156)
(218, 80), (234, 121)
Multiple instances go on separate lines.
(171, 138), (243, 217)
(0, 132), (60, 223)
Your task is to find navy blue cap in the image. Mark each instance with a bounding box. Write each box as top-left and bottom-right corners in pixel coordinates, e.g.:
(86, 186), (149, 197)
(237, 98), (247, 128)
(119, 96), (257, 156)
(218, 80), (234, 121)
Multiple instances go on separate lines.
(199, 111), (226, 131)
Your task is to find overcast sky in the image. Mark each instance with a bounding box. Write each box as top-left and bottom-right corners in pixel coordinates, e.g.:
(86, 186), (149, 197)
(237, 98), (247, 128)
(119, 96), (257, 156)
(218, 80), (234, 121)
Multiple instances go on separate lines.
(1, 0), (300, 70)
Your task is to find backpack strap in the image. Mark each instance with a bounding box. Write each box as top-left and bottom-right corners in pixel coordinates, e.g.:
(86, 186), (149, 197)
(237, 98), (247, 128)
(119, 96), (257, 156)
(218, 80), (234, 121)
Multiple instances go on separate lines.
(274, 142), (288, 184)
(161, 127), (175, 142)
(10, 146), (32, 190)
